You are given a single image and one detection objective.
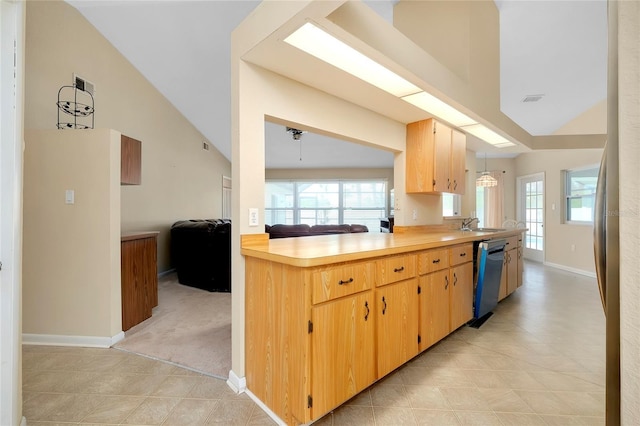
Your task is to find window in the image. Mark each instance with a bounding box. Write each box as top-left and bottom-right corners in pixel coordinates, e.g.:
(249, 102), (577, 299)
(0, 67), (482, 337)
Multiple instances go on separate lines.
(564, 166), (599, 224)
(442, 193), (461, 217)
(265, 179), (387, 232)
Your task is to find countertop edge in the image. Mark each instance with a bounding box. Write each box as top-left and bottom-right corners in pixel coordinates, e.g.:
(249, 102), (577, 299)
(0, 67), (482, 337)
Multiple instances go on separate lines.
(241, 229), (525, 267)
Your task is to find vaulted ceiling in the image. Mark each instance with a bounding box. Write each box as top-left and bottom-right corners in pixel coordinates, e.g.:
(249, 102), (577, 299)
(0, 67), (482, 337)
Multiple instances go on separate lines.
(66, 0), (607, 167)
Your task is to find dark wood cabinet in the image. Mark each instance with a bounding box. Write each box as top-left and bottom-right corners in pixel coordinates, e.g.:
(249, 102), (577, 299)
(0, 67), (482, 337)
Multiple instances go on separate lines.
(121, 134), (141, 185)
(121, 232), (158, 331)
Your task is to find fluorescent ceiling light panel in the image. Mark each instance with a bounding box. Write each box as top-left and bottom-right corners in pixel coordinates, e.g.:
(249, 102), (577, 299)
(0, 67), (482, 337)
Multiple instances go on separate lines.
(401, 92), (477, 127)
(284, 22), (421, 97)
(460, 124), (515, 148)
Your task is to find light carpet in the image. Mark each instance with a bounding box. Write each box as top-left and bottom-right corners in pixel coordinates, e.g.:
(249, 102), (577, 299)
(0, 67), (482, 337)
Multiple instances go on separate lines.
(114, 272), (231, 379)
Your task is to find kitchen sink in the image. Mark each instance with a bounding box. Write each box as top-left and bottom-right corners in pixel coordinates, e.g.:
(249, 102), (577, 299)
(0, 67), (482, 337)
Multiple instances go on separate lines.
(472, 228), (507, 232)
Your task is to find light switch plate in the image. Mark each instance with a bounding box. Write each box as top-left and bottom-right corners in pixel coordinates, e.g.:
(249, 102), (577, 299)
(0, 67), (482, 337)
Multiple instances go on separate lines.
(248, 208), (259, 227)
(65, 189), (75, 204)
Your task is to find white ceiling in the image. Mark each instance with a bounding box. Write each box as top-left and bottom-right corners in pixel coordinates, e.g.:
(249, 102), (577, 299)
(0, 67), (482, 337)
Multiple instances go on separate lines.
(66, 0), (607, 168)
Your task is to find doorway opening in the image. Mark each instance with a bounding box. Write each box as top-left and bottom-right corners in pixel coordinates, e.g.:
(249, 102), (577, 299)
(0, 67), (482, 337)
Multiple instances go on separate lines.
(517, 173), (545, 262)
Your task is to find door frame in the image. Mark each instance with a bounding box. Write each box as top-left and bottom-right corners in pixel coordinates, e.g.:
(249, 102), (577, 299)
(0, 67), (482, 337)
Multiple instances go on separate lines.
(516, 172), (545, 262)
(1, 1), (25, 425)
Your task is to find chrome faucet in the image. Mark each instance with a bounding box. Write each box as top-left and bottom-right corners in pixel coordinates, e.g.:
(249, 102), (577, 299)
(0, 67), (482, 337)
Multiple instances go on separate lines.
(460, 217), (479, 231)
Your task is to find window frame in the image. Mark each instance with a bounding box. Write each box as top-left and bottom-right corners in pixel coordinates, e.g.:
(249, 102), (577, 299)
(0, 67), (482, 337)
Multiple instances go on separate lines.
(442, 193), (462, 218)
(563, 164), (599, 225)
(265, 179), (388, 232)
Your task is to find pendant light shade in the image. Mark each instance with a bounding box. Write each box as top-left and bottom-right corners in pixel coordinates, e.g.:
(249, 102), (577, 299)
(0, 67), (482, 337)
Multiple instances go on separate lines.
(476, 153), (498, 187)
(476, 172), (498, 187)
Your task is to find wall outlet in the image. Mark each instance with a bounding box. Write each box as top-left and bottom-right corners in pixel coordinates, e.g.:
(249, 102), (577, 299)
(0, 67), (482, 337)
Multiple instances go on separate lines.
(571, 244), (576, 252)
(412, 209), (418, 220)
(248, 208), (259, 227)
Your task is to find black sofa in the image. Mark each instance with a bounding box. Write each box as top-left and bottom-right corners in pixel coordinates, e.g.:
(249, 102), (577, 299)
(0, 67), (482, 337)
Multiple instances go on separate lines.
(265, 223), (369, 239)
(170, 219), (231, 292)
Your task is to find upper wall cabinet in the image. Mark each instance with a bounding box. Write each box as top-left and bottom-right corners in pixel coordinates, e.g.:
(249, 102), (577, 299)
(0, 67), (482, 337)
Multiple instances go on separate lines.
(121, 134), (141, 185)
(406, 118), (466, 195)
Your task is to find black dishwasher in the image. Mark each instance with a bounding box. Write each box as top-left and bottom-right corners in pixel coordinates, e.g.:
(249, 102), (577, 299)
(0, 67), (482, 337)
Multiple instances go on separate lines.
(472, 239), (506, 325)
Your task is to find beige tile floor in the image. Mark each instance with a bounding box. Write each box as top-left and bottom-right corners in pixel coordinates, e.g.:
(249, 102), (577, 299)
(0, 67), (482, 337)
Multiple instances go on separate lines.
(23, 261), (605, 425)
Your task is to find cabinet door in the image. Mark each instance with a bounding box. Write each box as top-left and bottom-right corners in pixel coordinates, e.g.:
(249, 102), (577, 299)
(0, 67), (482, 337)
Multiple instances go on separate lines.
(311, 291), (376, 417)
(450, 262), (473, 331)
(517, 247), (524, 288)
(433, 121), (452, 193)
(406, 119), (436, 193)
(121, 135), (141, 185)
(418, 270), (450, 351)
(498, 254), (508, 301)
(121, 238), (156, 331)
(377, 279), (419, 378)
(506, 248), (518, 295)
(450, 129), (466, 195)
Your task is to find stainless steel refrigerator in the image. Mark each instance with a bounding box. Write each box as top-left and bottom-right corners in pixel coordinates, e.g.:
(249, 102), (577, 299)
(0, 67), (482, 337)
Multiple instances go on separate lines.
(593, 1), (620, 423)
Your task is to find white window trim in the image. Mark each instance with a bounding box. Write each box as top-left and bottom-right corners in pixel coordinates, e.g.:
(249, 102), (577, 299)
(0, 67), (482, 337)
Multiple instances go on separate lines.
(563, 164), (599, 225)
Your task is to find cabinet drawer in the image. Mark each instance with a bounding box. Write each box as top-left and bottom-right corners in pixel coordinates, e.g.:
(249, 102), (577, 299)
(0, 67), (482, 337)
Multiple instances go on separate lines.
(505, 236), (518, 251)
(450, 244), (472, 266)
(376, 254), (417, 286)
(312, 261), (374, 304)
(418, 248), (450, 275)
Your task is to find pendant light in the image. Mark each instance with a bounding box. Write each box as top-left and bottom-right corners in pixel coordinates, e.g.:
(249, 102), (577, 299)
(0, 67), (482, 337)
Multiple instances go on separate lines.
(476, 153), (498, 187)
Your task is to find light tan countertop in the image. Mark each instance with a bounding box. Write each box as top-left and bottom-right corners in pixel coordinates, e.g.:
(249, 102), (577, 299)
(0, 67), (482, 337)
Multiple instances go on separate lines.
(241, 228), (525, 267)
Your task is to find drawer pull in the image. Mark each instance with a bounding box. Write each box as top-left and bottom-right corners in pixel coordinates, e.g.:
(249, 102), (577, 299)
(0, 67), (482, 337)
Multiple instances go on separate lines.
(338, 278), (354, 285)
(382, 296), (387, 315)
(459, 252), (466, 257)
(393, 266), (405, 273)
(432, 259), (441, 264)
(364, 301), (370, 321)
(445, 275), (449, 289)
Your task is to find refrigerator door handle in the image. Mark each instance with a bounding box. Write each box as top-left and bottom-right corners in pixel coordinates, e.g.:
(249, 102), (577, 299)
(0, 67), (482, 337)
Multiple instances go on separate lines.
(594, 145), (607, 313)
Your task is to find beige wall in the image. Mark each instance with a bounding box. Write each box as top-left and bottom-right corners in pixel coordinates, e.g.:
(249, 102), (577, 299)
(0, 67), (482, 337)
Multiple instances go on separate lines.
(23, 129), (121, 339)
(619, 1), (640, 422)
(515, 149), (603, 274)
(25, 0), (231, 272)
(554, 99), (607, 136)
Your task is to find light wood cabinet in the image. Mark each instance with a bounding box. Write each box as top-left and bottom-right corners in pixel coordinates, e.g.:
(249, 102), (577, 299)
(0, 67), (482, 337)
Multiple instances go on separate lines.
(418, 243), (473, 352)
(311, 291), (376, 417)
(419, 269), (450, 351)
(498, 234), (524, 300)
(450, 261), (474, 331)
(121, 232), (158, 331)
(121, 134), (141, 185)
(376, 278), (419, 377)
(406, 118), (466, 195)
(517, 234), (524, 288)
(244, 233), (523, 425)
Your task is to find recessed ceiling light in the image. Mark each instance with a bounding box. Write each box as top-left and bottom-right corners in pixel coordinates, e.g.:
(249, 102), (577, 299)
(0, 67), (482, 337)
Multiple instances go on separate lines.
(460, 124), (516, 148)
(401, 92), (477, 127)
(284, 22), (421, 97)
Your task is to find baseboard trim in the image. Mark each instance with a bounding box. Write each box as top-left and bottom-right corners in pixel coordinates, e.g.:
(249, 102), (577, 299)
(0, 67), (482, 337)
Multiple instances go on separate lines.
(22, 331), (125, 348)
(226, 369), (246, 393)
(244, 389), (286, 426)
(158, 268), (176, 277)
(543, 261), (597, 279)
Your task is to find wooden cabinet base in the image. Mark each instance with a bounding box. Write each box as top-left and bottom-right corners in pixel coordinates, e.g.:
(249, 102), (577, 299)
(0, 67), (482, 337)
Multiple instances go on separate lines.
(121, 232), (158, 331)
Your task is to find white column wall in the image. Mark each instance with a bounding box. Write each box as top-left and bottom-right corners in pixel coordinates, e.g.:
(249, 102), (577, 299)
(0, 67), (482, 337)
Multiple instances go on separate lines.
(230, 62), (409, 382)
(619, 1), (640, 423)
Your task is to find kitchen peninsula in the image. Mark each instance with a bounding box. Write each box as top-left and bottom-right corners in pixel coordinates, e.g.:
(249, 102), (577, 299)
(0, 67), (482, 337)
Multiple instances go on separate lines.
(242, 228), (525, 425)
